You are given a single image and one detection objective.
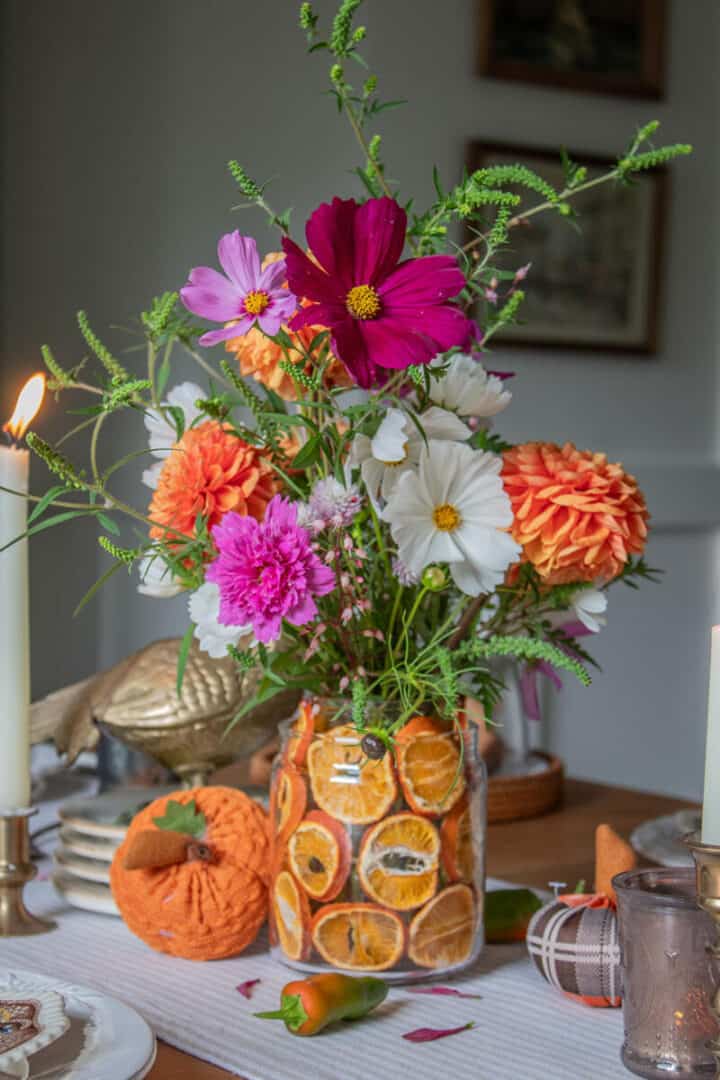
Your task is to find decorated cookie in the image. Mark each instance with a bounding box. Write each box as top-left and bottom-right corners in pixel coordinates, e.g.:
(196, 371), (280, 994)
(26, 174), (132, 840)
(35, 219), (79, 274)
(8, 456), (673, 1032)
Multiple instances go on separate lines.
(0, 990), (69, 1078)
(110, 786), (270, 961)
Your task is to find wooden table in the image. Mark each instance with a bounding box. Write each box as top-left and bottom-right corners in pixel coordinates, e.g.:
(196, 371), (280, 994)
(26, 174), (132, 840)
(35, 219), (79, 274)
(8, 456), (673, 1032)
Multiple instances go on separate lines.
(148, 778), (696, 1079)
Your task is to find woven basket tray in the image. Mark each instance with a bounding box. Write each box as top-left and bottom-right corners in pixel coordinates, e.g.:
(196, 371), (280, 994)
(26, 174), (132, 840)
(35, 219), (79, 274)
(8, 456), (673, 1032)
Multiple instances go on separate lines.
(487, 752), (564, 823)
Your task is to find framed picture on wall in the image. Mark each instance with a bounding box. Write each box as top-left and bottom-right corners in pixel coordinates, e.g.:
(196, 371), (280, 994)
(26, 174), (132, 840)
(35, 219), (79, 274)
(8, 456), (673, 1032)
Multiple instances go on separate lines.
(477, 0), (666, 99)
(467, 141), (667, 353)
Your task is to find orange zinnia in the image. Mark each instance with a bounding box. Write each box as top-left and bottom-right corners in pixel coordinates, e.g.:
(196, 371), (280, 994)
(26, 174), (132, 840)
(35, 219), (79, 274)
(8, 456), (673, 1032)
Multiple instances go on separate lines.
(148, 420), (276, 542)
(502, 441), (649, 585)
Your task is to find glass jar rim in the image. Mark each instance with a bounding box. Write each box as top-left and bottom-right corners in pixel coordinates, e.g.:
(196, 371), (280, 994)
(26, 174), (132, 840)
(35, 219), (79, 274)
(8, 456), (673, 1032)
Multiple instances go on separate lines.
(613, 867), (698, 909)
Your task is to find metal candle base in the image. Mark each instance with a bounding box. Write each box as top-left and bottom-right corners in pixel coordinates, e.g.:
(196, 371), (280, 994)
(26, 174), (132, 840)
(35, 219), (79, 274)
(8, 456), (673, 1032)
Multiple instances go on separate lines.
(0, 808), (55, 936)
(685, 832), (720, 1073)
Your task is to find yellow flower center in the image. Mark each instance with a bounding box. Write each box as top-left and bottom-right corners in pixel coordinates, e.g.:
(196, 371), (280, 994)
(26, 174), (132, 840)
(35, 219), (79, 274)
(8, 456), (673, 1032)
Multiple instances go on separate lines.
(244, 289), (271, 316)
(346, 283), (381, 320)
(433, 503), (462, 531)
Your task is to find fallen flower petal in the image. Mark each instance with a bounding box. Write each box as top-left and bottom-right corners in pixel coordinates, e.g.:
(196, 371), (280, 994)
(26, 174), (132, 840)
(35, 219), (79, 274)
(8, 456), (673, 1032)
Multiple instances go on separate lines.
(236, 979), (261, 1000)
(402, 1022), (475, 1043)
(406, 987), (483, 999)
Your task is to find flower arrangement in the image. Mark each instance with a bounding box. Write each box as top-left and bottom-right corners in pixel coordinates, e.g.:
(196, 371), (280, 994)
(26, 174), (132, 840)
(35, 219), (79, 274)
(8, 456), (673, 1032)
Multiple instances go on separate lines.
(10, 1), (691, 747)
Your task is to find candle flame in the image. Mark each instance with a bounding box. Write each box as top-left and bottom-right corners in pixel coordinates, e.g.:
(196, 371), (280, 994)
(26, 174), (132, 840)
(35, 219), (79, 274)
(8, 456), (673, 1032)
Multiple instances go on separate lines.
(3, 374), (46, 441)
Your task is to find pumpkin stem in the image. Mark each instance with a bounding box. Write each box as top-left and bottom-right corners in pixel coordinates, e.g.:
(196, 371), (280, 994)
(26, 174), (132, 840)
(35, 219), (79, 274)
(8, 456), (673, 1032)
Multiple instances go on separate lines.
(187, 841), (215, 864)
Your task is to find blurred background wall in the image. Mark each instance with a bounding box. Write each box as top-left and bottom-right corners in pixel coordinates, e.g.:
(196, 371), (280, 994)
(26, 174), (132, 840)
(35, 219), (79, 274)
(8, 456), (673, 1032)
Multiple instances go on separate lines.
(1, 0), (718, 798)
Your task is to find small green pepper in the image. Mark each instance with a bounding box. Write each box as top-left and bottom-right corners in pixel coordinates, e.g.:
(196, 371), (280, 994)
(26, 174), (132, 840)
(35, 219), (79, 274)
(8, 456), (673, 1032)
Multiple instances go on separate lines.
(255, 973), (388, 1036)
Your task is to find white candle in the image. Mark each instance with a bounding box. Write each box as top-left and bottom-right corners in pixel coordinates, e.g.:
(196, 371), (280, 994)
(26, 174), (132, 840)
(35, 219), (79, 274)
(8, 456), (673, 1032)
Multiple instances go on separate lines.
(701, 626), (720, 842)
(0, 375), (45, 812)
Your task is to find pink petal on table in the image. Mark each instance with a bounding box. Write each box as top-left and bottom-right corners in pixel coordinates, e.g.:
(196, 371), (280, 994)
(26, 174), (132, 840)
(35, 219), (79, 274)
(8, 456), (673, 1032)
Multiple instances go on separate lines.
(236, 980), (261, 1000)
(402, 1022), (475, 1043)
(406, 987), (483, 999)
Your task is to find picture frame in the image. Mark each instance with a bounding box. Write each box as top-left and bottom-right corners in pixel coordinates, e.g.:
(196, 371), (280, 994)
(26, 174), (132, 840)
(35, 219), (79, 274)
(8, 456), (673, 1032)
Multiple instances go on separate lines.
(467, 141), (667, 353)
(477, 0), (666, 100)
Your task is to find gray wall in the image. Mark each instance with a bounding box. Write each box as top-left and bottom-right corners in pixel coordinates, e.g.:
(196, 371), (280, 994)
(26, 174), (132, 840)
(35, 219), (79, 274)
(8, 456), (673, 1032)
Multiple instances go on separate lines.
(2, 0), (719, 798)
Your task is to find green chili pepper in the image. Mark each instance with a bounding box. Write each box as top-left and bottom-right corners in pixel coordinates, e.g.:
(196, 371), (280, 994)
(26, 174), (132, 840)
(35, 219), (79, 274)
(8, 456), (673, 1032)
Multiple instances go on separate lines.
(255, 973), (388, 1036)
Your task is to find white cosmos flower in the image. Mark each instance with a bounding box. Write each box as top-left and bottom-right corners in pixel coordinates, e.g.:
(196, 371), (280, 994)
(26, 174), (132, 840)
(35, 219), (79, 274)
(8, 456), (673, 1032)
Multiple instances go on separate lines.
(571, 587), (608, 633)
(188, 582), (252, 660)
(428, 354), (512, 420)
(382, 440), (521, 596)
(136, 555), (184, 599)
(349, 405), (471, 510)
(142, 382), (205, 489)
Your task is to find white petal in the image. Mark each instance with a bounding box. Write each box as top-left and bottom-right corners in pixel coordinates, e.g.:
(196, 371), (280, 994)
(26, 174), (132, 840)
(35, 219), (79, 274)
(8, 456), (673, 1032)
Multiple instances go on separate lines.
(142, 460), (164, 490)
(418, 405), (471, 443)
(371, 408), (409, 464)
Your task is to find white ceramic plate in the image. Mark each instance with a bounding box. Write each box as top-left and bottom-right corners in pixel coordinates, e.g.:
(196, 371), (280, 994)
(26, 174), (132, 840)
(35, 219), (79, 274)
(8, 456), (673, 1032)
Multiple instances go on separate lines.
(0, 970), (155, 1080)
(58, 788), (170, 841)
(58, 827), (119, 863)
(53, 850), (112, 886)
(51, 872), (120, 917)
(630, 808), (700, 867)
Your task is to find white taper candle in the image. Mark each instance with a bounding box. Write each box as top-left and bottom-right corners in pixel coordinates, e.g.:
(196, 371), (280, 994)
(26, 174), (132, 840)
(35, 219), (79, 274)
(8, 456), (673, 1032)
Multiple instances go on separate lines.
(701, 626), (720, 843)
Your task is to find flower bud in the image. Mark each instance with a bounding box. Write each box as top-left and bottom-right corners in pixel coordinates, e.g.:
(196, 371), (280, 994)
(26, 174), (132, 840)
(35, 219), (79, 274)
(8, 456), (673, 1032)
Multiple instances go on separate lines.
(422, 565), (447, 591)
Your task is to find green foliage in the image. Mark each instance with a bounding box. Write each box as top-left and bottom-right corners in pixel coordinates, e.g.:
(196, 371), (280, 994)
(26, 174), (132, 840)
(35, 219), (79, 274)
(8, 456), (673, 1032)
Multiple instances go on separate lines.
(76, 310), (129, 382)
(41, 345), (72, 390)
(102, 378), (152, 412)
(351, 677), (368, 728)
(226, 644), (256, 670)
(458, 635), (592, 687)
(278, 358), (320, 391)
(330, 0), (364, 58)
(97, 536), (139, 566)
(152, 798), (206, 837)
(617, 143), (692, 176)
(25, 433), (85, 489)
(227, 160), (263, 201)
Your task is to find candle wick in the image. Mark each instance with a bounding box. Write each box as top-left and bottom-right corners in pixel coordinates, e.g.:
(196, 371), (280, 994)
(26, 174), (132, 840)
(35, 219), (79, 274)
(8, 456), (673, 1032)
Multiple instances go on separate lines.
(1, 429), (16, 449)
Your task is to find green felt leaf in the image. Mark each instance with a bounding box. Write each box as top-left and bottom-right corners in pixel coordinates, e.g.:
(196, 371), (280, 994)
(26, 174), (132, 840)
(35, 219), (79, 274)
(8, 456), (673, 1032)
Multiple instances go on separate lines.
(152, 798), (206, 838)
(255, 993), (308, 1032)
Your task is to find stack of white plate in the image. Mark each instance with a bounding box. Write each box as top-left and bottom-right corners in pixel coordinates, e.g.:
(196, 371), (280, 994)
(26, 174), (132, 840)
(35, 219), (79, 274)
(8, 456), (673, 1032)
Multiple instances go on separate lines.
(52, 788), (171, 917)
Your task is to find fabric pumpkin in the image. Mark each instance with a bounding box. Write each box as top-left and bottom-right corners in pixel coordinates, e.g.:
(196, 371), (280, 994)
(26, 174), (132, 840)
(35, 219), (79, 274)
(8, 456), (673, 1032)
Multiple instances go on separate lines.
(525, 894), (622, 1008)
(110, 786), (269, 961)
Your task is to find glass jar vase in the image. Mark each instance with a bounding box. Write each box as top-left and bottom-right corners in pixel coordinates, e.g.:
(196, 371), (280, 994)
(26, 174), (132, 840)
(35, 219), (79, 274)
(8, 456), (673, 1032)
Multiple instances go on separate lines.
(268, 698), (487, 983)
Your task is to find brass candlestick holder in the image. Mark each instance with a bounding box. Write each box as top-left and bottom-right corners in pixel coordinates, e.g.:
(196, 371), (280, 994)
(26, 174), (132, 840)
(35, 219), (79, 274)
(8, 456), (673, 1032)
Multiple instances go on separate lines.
(686, 831), (720, 1072)
(0, 808), (55, 936)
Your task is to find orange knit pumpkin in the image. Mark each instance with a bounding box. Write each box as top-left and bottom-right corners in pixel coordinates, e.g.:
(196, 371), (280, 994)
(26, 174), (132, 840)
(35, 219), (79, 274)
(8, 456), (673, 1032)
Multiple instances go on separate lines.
(110, 787), (270, 961)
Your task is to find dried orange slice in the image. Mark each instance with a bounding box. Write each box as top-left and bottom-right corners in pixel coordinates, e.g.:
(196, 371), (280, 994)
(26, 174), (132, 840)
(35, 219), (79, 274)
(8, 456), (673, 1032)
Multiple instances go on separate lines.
(396, 717), (465, 818)
(288, 810), (352, 902)
(272, 870), (311, 961)
(440, 796), (474, 883)
(307, 724), (397, 824)
(271, 766), (307, 842)
(311, 902), (405, 971)
(408, 883), (476, 969)
(358, 812), (439, 911)
(286, 699), (330, 768)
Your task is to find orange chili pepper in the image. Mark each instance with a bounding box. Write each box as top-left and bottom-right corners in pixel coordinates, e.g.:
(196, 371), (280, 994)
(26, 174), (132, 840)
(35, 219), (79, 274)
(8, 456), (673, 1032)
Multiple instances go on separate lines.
(255, 973), (388, 1036)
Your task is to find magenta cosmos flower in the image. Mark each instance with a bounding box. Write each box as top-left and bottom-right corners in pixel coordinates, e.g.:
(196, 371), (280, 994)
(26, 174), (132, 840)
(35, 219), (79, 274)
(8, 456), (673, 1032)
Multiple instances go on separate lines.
(281, 196), (473, 388)
(180, 231), (298, 346)
(205, 495), (335, 644)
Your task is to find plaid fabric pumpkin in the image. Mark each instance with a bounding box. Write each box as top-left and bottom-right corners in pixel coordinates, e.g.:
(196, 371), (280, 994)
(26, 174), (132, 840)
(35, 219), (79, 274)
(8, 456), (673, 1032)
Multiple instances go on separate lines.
(525, 894), (622, 1008)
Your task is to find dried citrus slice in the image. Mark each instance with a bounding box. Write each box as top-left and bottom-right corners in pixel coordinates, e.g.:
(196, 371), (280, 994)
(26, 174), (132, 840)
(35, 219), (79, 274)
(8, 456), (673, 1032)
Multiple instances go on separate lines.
(358, 812), (439, 911)
(440, 796), (474, 883)
(272, 870), (311, 961)
(396, 717), (465, 818)
(408, 883), (476, 969)
(286, 699), (330, 768)
(311, 902), (405, 971)
(288, 810), (352, 902)
(307, 724), (397, 824)
(271, 766), (307, 842)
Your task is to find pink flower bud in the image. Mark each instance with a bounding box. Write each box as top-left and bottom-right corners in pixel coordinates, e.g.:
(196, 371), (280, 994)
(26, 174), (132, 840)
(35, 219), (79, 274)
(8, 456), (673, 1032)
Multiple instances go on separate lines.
(339, 675), (350, 691)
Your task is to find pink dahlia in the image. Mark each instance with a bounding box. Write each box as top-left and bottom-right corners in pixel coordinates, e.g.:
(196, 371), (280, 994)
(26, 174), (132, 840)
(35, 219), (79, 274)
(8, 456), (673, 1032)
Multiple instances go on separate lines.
(205, 495), (335, 644)
(282, 196), (473, 388)
(180, 231), (298, 346)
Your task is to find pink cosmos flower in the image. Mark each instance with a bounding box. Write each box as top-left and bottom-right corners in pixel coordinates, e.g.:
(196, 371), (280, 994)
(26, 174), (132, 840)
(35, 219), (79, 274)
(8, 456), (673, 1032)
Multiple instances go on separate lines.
(282, 196), (473, 388)
(180, 231), (298, 346)
(205, 496), (335, 644)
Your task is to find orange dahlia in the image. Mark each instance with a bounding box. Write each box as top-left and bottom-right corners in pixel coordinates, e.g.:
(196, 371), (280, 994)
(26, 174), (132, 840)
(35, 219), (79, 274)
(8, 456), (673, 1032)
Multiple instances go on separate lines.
(502, 441), (649, 585)
(148, 420), (276, 542)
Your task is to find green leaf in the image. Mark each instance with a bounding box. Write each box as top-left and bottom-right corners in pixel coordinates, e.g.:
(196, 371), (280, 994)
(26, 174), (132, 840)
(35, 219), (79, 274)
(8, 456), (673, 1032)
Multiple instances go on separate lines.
(176, 623), (194, 696)
(157, 352), (172, 398)
(97, 512), (120, 536)
(27, 485), (70, 524)
(152, 798), (206, 838)
(73, 559), (125, 616)
(289, 433), (322, 470)
(166, 405), (186, 441)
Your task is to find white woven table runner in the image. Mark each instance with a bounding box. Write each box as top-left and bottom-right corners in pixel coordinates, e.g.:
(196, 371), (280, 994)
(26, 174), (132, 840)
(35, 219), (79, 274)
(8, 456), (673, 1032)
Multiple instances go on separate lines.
(0, 872), (628, 1080)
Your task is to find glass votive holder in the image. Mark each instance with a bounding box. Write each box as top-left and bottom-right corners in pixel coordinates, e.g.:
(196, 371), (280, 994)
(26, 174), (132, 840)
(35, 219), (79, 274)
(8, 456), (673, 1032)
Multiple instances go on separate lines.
(614, 867), (719, 1079)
